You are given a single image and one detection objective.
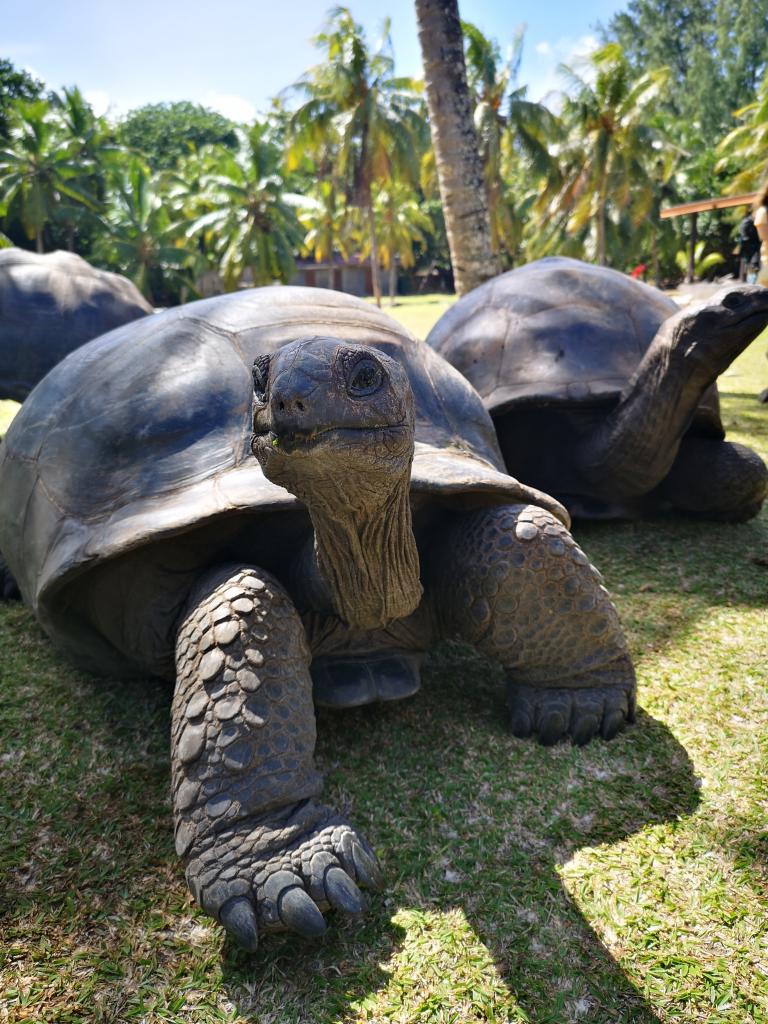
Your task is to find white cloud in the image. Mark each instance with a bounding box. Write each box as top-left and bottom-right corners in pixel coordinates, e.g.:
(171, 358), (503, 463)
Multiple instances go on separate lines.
(84, 89), (111, 118)
(202, 91), (256, 124)
(524, 33), (601, 103)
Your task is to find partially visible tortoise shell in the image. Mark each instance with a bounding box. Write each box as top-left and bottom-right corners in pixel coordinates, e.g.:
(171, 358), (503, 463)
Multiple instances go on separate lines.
(427, 257), (723, 434)
(0, 248), (152, 401)
(0, 286), (566, 674)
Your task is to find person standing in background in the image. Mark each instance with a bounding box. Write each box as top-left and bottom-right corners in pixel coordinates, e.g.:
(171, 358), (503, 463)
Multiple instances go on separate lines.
(753, 181), (768, 285)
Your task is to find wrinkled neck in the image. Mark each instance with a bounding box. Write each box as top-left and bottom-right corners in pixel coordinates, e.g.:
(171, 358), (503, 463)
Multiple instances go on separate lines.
(306, 464), (422, 631)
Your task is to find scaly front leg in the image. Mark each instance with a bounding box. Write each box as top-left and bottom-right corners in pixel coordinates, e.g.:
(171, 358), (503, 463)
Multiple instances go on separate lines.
(431, 505), (636, 745)
(171, 564), (381, 951)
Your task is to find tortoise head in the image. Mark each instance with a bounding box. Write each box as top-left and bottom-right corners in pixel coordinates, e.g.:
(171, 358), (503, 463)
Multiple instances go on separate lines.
(667, 284), (768, 375)
(251, 336), (421, 630)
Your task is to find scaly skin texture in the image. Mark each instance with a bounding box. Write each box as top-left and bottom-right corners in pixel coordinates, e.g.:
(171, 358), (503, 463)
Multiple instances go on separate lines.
(581, 285), (768, 505)
(432, 505), (636, 745)
(656, 436), (768, 521)
(171, 564), (380, 950)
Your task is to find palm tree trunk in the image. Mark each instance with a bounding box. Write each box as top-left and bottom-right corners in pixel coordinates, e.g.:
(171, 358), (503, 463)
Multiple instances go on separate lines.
(415, 0), (498, 295)
(597, 192), (607, 266)
(389, 260), (397, 305)
(367, 204), (382, 308)
(35, 230), (44, 254)
(686, 212), (698, 284)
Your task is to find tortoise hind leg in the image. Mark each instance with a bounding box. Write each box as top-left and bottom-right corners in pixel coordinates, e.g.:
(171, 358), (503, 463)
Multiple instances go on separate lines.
(172, 564), (381, 951)
(430, 505), (636, 745)
(655, 436), (767, 521)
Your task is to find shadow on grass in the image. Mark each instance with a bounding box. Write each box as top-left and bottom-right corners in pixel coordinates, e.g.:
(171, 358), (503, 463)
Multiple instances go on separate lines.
(1, 602), (700, 1023)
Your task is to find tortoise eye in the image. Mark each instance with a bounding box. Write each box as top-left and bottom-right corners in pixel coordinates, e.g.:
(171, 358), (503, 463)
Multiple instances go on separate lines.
(347, 357), (384, 397)
(252, 355), (270, 402)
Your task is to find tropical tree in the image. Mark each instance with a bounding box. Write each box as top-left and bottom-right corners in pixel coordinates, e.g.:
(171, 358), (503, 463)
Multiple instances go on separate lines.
(415, 0), (497, 294)
(716, 70), (768, 191)
(550, 43), (671, 266)
(117, 101), (240, 171)
(0, 98), (98, 253)
(97, 157), (195, 304)
(288, 7), (424, 305)
(674, 239), (725, 279)
(182, 126), (304, 291)
(0, 59), (44, 143)
(299, 179), (354, 264)
(462, 21), (561, 266)
(358, 181), (433, 302)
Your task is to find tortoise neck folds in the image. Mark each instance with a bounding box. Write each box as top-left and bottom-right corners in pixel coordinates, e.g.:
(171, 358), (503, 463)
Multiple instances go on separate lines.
(251, 338), (423, 631)
(258, 443), (422, 631)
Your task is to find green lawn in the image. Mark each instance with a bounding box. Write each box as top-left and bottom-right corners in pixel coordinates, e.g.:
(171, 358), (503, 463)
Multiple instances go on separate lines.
(1, 305), (767, 1023)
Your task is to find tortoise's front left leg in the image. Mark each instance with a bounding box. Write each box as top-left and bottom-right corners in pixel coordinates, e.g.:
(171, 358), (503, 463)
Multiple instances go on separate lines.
(172, 563), (381, 951)
(431, 505), (636, 746)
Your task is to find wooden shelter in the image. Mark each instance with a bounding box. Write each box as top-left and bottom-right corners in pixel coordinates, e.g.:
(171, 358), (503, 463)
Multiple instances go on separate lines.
(661, 192), (757, 282)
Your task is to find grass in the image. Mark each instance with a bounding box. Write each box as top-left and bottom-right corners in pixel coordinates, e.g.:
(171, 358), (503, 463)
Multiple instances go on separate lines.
(1, 299), (767, 1023)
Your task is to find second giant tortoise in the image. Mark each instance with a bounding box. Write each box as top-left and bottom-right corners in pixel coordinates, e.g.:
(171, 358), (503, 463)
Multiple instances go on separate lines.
(0, 247), (152, 401)
(0, 286), (635, 950)
(427, 257), (768, 520)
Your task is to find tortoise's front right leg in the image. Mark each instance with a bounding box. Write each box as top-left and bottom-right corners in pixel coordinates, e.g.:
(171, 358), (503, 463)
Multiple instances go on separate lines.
(172, 564), (381, 951)
(431, 505), (636, 745)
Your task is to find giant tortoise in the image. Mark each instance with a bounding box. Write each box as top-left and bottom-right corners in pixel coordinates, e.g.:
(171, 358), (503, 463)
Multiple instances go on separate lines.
(0, 286), (635, 950)
(427, 257), (768, 520)
(0, 247), (152, 402)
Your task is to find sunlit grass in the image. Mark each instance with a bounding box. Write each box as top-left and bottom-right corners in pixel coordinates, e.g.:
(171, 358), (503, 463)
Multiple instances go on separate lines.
(0, 313), (767, 1022)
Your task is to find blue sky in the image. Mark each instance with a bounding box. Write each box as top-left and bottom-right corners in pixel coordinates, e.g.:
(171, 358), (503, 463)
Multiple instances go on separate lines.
(4, 0), (624, 120)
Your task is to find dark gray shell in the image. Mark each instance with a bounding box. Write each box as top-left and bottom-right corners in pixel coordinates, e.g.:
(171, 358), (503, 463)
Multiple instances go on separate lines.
(428, 256), (683, 409)
(0, 286), (565, 674)
(0, 248), (152, 401)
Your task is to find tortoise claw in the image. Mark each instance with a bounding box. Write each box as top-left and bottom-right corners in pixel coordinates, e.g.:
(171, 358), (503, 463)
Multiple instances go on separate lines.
(278, 886), (327, 938)
(324, 865), (365, 915)
(220, 896), (259, 952)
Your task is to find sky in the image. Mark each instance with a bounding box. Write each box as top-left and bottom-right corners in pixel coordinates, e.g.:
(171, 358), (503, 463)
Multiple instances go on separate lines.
(3, 0), (625, 121)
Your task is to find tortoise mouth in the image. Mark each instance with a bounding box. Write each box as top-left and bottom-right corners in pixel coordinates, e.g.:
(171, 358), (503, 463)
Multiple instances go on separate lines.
(253, 423), (411, 458)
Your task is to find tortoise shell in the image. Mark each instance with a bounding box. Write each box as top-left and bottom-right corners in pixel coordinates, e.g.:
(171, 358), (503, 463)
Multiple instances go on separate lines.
(0, 286), (565, 675)
(0, 248), (152, 401)
(426, 257), (723, 432)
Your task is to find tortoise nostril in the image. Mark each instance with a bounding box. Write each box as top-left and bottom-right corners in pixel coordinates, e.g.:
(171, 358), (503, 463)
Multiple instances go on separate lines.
(279, 401), (285, 411)
(297, 400), (305, 412)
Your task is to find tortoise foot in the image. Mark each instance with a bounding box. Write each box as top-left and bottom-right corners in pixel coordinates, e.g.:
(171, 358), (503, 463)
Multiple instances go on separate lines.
(187, 800), (382, 950)
(507, 678), (636, 746)
(311, 653), (422, 708)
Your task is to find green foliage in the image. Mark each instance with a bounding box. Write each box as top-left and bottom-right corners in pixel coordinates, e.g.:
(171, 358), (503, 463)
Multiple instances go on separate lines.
(674, 240), (726, 278)
(716, 69), (768, 191)
(116, 101), (240, 171)
(180, 126), (304, 291)
(0, 58), (43, 142)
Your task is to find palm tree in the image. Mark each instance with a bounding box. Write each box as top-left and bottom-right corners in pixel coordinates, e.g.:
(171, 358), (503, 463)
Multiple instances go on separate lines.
(0, 98), (97, 252)
(414, 0), (497, 294)
(299, 179), (354, 265)
(716, 70), (768, 191)
(288, 7), (423, 305)
(98, 157), (195, 304)
(462, 22), (561, 266)
(182, 126), (304, 291)
(359, 181), (433, 303)
(552, 43), (670, 266)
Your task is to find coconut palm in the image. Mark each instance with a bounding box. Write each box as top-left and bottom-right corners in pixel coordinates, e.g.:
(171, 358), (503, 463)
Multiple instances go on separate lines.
(299, 179), (354, 265)
(288, 6), (423, 305)
(182, 126), (304, 291)
(716, 70), (768, 191)
(462, 22), (560, 266)
(97, 157), (195, 304)
(0, 98), (98, 253)
(356, 181), (433, 303)
(551, 43), (670, 266)
(415, 0), (497, 294)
